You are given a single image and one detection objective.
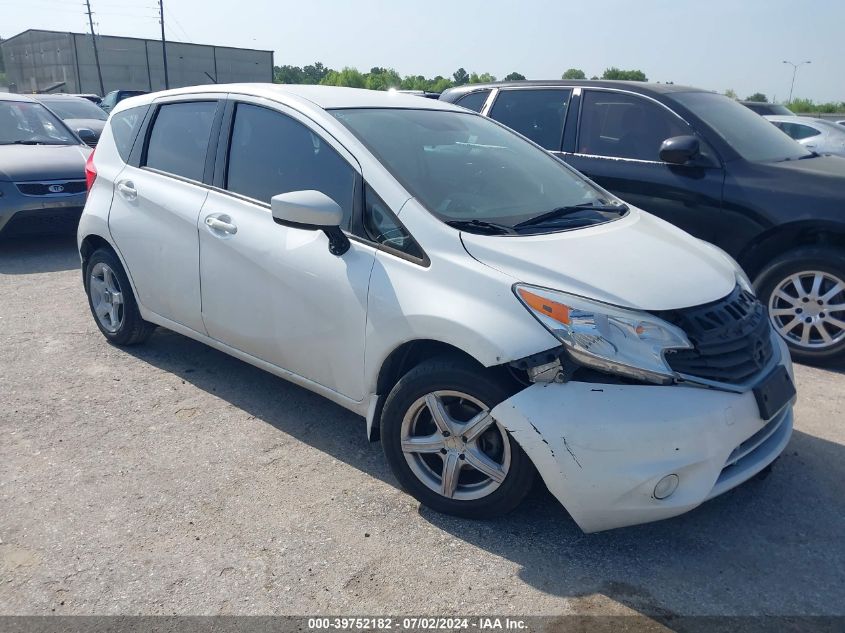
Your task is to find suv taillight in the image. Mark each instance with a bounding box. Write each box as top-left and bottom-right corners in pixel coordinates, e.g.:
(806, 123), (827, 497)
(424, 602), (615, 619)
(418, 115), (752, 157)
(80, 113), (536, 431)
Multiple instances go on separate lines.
(85, 149), (97, 190)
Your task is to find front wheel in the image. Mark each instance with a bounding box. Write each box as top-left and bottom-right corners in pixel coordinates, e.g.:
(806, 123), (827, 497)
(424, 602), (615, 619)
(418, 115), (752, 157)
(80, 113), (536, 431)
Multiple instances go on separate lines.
(380, 357), (534, 518)
(754, 246), (845, 364)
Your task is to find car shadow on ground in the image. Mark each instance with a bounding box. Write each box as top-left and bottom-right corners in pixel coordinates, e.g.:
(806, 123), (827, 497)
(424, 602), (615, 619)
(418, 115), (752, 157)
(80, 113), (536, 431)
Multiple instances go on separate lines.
(0, 233), (79, 274)
(126, 329), (845, 624)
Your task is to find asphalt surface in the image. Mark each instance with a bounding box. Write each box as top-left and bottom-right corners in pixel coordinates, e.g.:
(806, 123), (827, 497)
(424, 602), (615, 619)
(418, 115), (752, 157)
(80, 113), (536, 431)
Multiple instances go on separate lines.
(1, 235), (844, 619)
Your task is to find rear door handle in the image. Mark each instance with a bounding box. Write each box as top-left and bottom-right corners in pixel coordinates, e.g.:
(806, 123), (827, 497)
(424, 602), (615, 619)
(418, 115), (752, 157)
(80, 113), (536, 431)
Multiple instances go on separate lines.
(116, 180), (137, 200)
(205, 214), (238, 235)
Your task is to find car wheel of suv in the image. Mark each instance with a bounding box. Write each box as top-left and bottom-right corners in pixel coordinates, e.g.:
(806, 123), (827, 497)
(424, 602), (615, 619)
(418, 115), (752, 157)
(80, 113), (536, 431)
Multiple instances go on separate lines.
(754, 246), (845, 364)
(381, 356), (534, 518)
(84, 248), (155, 345)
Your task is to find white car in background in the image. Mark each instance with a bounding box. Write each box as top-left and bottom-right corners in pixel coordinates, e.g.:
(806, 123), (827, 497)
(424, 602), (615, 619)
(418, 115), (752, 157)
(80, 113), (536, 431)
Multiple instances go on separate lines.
(77, 85), (795, 533)
(766, 115), (845, 157)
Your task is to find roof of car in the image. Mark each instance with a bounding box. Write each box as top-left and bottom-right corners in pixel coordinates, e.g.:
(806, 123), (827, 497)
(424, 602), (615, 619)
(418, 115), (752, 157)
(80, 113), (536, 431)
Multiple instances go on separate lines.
(120, 83), (462, 112)
(0, 92), (39, 103)
(440, 80), (707, 100)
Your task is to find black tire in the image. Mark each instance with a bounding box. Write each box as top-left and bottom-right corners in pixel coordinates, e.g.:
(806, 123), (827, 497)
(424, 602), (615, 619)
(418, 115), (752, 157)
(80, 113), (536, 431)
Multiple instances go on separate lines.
(83, 247), (155, 346)
(754, 246), (845, 365)
(381, 356), (534, 518)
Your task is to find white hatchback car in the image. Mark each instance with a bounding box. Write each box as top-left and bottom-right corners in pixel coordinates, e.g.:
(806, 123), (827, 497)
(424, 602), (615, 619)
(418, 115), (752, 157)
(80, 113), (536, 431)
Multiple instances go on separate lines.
(78, 85), (796, 532)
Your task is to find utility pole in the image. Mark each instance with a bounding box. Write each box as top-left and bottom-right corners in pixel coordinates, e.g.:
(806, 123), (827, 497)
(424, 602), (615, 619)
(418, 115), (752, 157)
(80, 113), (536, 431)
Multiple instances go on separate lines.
(84, 0), (105, 96)
(159, 0), (169, 89)
(782, 60), (811, 104)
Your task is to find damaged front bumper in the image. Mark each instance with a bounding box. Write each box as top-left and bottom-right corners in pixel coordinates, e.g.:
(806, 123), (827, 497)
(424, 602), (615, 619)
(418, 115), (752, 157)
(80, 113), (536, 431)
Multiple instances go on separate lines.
(491, 337), (795, 533)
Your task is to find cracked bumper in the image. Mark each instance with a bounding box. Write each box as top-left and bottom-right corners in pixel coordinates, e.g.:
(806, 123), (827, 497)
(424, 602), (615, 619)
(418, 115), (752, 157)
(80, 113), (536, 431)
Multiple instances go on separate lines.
(491, 337), (795, 533)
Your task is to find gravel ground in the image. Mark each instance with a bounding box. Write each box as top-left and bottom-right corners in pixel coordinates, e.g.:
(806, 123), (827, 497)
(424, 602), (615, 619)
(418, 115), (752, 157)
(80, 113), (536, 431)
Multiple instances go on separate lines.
(1, 235), (844, 619)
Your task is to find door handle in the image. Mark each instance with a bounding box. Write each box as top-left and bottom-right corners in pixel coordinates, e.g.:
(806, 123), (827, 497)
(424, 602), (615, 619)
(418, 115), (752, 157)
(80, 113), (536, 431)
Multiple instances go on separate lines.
(116, 180), (137, 200)
(205, 215), (238, 235)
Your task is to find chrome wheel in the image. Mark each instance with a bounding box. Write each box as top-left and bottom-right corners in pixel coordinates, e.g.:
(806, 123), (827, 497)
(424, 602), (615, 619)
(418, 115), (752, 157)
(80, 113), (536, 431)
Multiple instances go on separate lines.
(400, 390), (511, 501)
(89, 262), (124, 333)
(768, 270), (845, 350)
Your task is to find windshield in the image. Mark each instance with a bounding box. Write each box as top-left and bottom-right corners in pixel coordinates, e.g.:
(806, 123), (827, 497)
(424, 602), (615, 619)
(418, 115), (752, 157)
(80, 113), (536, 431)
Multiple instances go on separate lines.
(0, 101), (78, 145)
(331, 108), (625, 233)
(41, 98), (107, 121)
(675, 92), (811, 162)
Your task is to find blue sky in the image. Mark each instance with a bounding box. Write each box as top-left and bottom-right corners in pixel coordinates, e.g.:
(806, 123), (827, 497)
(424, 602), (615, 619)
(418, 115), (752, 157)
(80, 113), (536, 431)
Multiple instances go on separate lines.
(2, 0), (842, 102)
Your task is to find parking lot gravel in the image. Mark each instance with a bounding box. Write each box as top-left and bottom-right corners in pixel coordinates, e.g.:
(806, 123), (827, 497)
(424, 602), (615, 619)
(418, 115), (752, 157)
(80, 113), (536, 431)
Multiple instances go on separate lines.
(1, 235), (844, 620)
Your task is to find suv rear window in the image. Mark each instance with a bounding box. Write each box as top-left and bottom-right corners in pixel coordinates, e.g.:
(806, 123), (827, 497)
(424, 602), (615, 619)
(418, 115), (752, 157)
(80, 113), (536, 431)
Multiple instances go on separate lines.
(110, 105), (148, 162)
(144, 101), (217, 181)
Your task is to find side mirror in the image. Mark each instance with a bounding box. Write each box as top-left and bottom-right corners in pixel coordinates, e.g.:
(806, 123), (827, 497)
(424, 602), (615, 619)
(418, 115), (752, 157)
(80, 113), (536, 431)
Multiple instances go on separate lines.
(659, 135), (700, 165)
(271, 190), (350, 256)
(76, 128), (97, 146)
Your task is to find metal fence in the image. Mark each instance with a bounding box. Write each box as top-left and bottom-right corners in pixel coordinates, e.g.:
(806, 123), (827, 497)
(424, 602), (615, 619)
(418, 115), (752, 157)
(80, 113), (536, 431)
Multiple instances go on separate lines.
(1, 29), (273, 95)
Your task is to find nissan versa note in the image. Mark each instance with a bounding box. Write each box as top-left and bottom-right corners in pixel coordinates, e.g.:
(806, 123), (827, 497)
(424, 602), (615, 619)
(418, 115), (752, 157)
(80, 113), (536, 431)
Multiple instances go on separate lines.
(78, 85), (796, 532)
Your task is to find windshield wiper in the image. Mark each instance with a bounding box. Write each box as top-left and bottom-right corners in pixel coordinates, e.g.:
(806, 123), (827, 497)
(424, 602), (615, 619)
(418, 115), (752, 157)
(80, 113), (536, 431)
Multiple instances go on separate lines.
(445, 219), (517, 235)
(513, 202), (627, 229)
(7, 140), (63, 145)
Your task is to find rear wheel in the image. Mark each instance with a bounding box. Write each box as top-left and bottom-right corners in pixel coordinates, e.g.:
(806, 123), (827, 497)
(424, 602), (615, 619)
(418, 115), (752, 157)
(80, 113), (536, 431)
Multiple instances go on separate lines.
(84, 248), (155, 345)
(754, 246), (845, 364)
(381, 357), (534, 518)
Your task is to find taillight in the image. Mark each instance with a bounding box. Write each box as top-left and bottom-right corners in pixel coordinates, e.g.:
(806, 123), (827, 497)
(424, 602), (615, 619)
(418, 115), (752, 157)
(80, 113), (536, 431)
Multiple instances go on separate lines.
(85, 149), (97, 190)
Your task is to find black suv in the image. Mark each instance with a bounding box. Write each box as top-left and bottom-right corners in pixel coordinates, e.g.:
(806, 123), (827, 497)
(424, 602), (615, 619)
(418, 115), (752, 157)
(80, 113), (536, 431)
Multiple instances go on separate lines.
(441, 81), (845, 364)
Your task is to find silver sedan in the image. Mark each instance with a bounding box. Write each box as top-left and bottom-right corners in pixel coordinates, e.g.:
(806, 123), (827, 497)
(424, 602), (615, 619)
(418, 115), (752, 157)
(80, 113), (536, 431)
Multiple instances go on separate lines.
(766, 115), (845, 157)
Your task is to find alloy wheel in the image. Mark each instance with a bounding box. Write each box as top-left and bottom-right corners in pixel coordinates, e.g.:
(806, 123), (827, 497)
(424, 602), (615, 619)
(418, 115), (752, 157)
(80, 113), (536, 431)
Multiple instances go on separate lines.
(400, 390), (511, 501)
(768, 270), (845, 349)
(89, 262), (124, 333)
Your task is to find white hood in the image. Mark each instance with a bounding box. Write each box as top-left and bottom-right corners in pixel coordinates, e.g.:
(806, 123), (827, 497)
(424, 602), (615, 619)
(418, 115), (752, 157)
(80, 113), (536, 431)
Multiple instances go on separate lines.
(459, 208), (737, 311)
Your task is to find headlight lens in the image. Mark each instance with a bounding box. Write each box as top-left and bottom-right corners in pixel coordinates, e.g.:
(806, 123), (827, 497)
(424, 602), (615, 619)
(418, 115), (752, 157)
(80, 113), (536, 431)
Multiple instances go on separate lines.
(515, 285), (693, 384)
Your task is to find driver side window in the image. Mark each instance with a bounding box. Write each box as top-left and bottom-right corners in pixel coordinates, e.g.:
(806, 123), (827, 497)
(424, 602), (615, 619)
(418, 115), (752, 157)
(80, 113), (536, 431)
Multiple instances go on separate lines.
(578, 91), (691, 161)
(363, 184), (425, 261)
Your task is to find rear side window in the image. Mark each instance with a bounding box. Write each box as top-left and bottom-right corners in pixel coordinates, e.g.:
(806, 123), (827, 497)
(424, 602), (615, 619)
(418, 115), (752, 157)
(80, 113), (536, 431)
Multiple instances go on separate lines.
(455, 90), (491, 113)
(144, 101), (217, 181)
(489, 89), (571, 150)
(110, 105), (147, 162)
(578, 90), (690, 161)
(780, 122), (821, 140)
(225, 103), (356, 228)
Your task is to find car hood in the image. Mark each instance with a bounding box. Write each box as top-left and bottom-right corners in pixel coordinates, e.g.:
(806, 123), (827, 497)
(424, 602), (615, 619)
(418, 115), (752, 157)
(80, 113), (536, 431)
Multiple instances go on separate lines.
(767, 152), (845, 177)
(64, 118), (106, 137)
(0, 144), (91, 182)
(459, 208), (737, 311)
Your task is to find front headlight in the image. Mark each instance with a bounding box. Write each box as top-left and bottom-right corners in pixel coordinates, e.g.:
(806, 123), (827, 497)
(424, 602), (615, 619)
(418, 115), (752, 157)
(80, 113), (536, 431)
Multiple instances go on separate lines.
(515, 284), (693, 384)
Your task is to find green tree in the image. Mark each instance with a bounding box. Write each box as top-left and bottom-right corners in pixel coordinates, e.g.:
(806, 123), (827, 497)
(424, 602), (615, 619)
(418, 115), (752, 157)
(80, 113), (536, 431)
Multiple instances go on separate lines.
(452, 68), (469, 86)
(745, 92), (768, 103)
(302, 62), (331, 84)
(504, 72), (525, 81)
(469, 72), (496, 84)
(365, 67), (401, 91)
(787, 98), (845, 113)
(273, 65), (304, 84)
(724, 88), (738, 99)
(601, 67), (647, 81)
(429, 76), (453, 93)
(320, 67), (366, 88)
(561, 68), (585, 79)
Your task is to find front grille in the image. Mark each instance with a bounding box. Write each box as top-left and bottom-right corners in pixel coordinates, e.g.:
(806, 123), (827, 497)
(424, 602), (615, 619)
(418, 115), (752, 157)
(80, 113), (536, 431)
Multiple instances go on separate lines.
(656, 285), (775, 385)
(15, 180), (87, 196)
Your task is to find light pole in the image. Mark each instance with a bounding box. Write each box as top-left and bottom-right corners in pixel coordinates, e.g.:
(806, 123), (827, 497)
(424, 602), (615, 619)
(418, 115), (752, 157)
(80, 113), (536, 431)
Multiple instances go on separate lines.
(782, 60), (811, 104)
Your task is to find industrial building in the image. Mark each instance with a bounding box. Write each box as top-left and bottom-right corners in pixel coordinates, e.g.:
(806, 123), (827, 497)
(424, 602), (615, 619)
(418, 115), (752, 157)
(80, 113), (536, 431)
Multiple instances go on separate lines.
(0, 29), (274, 95)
